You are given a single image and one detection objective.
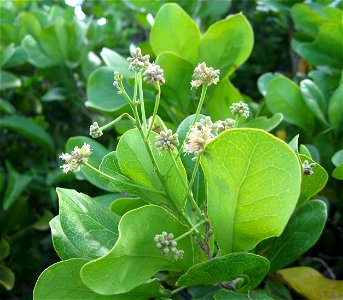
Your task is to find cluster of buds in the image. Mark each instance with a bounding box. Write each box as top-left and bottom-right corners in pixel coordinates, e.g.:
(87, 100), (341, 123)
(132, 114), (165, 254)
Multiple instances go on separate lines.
(156, 129), (179, 152)
(113, 71), (123, 94)
(191, 62), (220, 89)
(154, 232), (184, 260)
(302, 160), (316, 176)
(213, 118), (236, 133)
(230, 101), (250, 119)
(127, 47), (150, 72)
(144, 63), (165, 85)
(89, 122), (103, 138)
(60, 143), (92, 174)
(184, 118), (214, 160)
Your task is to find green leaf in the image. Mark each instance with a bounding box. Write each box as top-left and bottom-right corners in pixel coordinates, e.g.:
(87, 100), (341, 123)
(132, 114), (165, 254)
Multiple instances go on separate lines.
(57, 188), (120, 259)
(257, 72), (280, 97)
(0, 43), (15, 67)
(22, 35), (56, 68)
(177, 253), (269, 293)
(300, 79), (328, 125)
(100, 48), (133, 78)
(291, 4), (322, 36)
(116, 128), (188, 211)
(3, 162), (33, 210)
(156, 52), (194, 112)
(298, 154), (328, 205)
(288, 134), (299, 153)
(0, 238), (10, 260)
(66, 136), (111, 191)
(328, 84), (343, 130)
(207, 79), (242, 120)
(99, 151), (145, 195)
(41, 87), (66, 102)
(19, 12), (42, 41)
(332, 164), (343, 180)
(50, 216), (85, 260)
(266, 75), (314, 131)
(264, 280), (292, 300)
(86, 67), (128, 113)
(214, 289), (273, 300)
(3, 45), (28, 68)
(199, 13), (253, 77)
(81, 205), (193, 295)
(34, 259), (169, 299)
(277, 267), (343, 300)
(111, 198), (148, 216)
(245, 113), (284, 132)
(0, 98), (16, 114)
(150, 3), (201, 65)
(0, 115), (54, 151)
(0, 265), (15, 291)
(299, 144), (312, 158)
(265, 200), (327, 273)
(0, 70), (21, 90)
(201, 128), (301, 253)
(332, 149), (343, 167)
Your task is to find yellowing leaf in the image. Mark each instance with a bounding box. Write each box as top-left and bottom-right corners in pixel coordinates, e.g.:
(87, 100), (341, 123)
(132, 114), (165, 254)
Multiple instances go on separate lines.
(278, 267), (343, 300)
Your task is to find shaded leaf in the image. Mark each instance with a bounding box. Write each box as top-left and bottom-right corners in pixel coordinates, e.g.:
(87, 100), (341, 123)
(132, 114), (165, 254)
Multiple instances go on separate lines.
(81, 205), (193, 295)
(0, 265), (15, 291)
(245, 113), (283, 132)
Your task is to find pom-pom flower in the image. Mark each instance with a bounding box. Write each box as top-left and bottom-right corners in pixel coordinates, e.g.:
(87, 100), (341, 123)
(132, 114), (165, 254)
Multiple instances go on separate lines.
(144, 63), (165, 85)
(154, 232), (184, 260)
(191, 62), (220, 89)
(60, 143), (92, 173)
(230, 101), (250, 119)
(127, 47), (150, 72)
(156, 129), (179, 152)
(89, 122), (103, 138)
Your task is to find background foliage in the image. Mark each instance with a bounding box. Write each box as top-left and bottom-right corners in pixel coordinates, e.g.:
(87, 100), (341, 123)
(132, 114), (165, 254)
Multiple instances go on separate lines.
(0, 0), (342, 299)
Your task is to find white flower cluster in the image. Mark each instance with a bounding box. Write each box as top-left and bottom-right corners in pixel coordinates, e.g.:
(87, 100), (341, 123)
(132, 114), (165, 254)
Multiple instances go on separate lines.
(191, 62), (220, 89)
(60, 143), (92, 173)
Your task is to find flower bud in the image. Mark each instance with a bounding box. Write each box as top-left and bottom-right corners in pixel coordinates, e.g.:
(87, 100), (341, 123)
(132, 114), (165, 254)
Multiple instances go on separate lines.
(89, 122), (103, 138)
(143, 63), (165, 85)
(191, 62), (220, 89)
(230, 101), (250, 119)
(60, 143), (92, 174)
(127, 47), (150, 72)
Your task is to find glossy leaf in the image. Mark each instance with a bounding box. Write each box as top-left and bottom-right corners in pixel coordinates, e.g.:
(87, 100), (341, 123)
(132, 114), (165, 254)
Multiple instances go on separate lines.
(257, 72), (280, 97)
(150, 3), (201, 65)
(0, 265), (15, 291)
(199, 14), (253, 77)
(0, 70), (21, 90)
(100, 47), (133, 78)
(266, 75), (314, 131)
(34, 259), (169, 299)
(0, 115), (54, 151)
(207, 79), (242, 120)
(331, 149), (343, 167)
(265, 200), (327, 273)
(49, 216), (85, 260)
(201, 128), (301, 253)
(300, 79), (328, 125)
(245, 113), (283, 132)
(177, 253), (269, 293)
(277, 267), (343, 300)
(3, 162), (33, 210)
(299, 154), (328, 205)
(328, 84), (343, 130)
(110, 198), (147, 216)
(156, 52), (193, 112)
(81, 205), (193, 295)
(57, 188), (120, 259)
(332, 164), (343, 180)
(116, 128), (188, 211)
(86, 66), (128, 113)
(66, 136), (111, 191)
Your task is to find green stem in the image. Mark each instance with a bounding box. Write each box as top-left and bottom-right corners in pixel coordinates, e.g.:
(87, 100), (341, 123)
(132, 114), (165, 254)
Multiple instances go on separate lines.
(146, 82), (161, 140)
(137, 72), (147, 133)
(82, 162), (165, 195)
(191, 84), (208, 128)
(174, 219), (207, 242)
(168, 151), (202, 216)
(171, 286), (187, 295)
(234, 115), (240, 128)
(182, 156), (201, 209)
(100, 113), (135, 131)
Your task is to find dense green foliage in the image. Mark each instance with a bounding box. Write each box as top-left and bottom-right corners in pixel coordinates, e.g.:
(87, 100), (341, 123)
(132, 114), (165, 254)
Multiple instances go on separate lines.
(0, 0), (342, 299)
